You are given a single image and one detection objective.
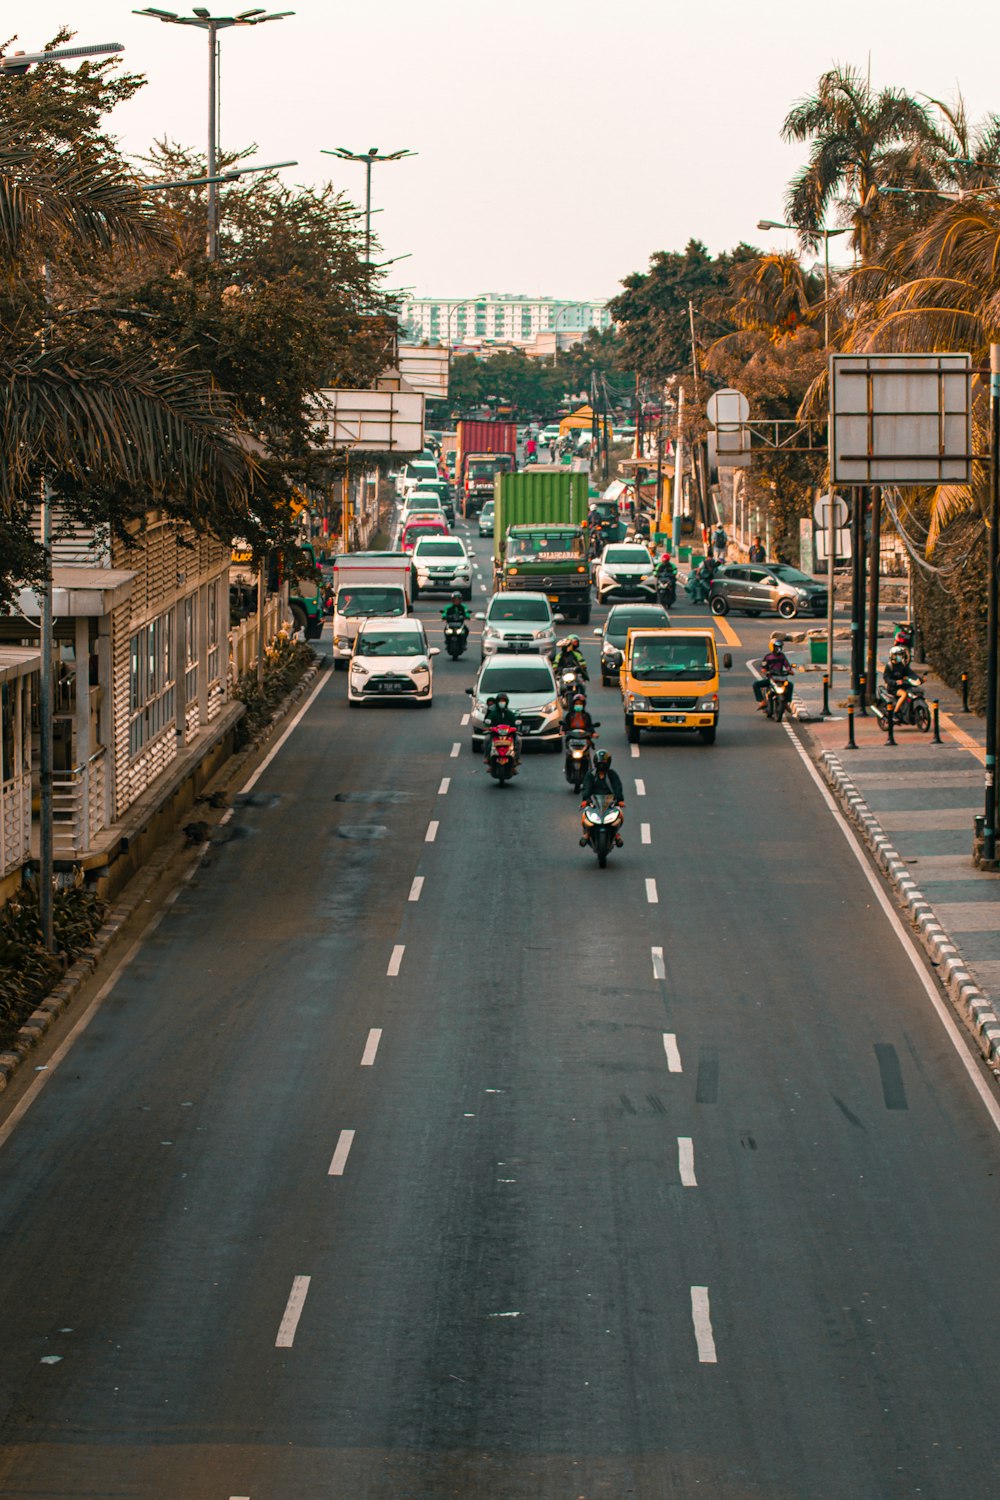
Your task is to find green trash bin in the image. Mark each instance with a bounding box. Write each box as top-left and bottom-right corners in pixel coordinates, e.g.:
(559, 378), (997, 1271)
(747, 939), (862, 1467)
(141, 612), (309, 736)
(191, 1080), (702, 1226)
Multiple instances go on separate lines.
(809, 638), (828, 665)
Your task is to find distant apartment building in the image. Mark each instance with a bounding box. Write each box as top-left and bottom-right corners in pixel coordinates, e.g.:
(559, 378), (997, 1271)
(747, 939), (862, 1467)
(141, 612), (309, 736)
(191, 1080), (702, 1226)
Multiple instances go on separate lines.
(400, 294), (612, 349)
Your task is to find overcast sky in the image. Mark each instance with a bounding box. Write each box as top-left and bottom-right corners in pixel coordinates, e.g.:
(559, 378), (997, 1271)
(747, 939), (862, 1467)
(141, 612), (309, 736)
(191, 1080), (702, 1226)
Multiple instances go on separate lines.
(15, 1), (1000, 302)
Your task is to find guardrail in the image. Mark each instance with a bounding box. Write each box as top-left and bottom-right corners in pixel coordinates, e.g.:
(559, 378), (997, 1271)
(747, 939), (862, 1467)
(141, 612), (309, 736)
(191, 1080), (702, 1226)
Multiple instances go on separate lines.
(52, 747), (107, 857)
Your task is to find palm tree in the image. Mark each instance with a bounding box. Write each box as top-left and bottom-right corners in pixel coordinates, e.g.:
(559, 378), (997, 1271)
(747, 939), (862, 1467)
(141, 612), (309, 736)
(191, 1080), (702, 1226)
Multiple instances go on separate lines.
(782, 66), (934, 261)
(0, 132), (256, 601)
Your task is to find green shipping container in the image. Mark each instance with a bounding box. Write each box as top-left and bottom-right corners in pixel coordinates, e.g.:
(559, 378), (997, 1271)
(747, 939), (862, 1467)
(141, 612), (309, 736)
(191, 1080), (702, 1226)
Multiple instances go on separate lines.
(492, 469), (590, 564)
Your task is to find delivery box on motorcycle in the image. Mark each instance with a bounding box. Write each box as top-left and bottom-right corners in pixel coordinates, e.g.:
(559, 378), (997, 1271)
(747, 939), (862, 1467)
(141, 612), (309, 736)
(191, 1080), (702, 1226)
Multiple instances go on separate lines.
(620, 627), (730, 745)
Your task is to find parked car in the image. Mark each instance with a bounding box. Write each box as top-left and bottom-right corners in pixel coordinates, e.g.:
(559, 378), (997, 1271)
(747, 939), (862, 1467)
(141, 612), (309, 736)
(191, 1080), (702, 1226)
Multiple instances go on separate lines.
(593, 542), (657, 605)
(348, 616), (438, 707)
(411, 536), (473, 599)
(594, 602), (671, 686)
(709, 563), (828, 619)
(466, 655), (562, 752)
(478, 500), (495, 538)
(476, 590), (559, 659)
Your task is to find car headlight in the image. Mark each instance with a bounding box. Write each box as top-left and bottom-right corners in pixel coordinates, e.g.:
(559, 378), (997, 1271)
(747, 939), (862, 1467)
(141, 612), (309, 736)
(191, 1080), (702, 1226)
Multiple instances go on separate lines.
(540, 698), (560, 716)
(532, 628), (551, 639)
(627, 693), (650, 710)
(484, 625), (501, 637)
(604, 645), (622, 660)
(796, 588), (809, 599)
(696, 695), (718, 711)
(413, 661), (430, 674)
(351, 662), (368, 677)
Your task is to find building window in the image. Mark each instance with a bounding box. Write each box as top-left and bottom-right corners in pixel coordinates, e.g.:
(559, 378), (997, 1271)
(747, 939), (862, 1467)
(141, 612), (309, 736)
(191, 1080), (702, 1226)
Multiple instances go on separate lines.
(128, 610), (175, 758)
(207, 580), (220, 684)
(183, 593), (199, 706)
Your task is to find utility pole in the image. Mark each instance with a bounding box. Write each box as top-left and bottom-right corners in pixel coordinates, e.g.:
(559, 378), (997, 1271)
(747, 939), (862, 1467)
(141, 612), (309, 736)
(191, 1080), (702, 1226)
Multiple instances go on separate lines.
(671, 386), (685, 554)
(850, 488), (867, 696)
(865, 483), (882, 699)
(984, 344), (1000, 861)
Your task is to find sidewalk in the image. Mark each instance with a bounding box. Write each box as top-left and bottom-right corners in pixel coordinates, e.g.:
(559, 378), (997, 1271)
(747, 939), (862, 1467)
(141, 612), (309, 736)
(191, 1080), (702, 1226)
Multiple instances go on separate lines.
(778, 648), (1000, 1067)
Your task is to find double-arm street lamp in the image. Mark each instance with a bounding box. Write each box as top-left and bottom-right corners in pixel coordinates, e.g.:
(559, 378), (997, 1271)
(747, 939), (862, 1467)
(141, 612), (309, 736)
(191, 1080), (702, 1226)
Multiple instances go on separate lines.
(134, 7), (294, 260)
(757, 219), (851, 348)
(322, 146), (416, 263)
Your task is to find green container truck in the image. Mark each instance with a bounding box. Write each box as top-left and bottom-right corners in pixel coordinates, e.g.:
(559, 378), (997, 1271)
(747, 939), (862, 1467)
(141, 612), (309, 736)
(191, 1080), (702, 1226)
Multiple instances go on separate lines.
(493, 468), (592, 624)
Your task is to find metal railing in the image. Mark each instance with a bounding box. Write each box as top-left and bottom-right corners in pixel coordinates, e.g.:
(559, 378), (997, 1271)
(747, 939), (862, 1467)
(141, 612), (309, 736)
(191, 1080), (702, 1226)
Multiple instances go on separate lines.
(52, 748), (107, 857)
(229, 595), (284, 683)
(1, 776), (31, 877)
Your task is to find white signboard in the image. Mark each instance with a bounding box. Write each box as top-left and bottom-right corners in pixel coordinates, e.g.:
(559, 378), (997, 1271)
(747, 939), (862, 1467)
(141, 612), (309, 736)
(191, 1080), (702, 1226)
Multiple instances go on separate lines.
(829, 353), (972, 486)
(813, 492), (848, 528)
(397, 345), (449, 399)
(706, 387), (751, 468)
(705, 388), (750, 427)
(315, 388), (425, 454)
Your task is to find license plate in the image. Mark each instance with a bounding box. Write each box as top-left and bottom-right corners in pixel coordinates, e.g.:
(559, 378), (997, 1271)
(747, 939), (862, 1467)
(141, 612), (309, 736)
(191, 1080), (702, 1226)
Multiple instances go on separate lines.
(548, 594), (559, 603)
(660, 713), (686, 724)
(378, 681), (404, 693)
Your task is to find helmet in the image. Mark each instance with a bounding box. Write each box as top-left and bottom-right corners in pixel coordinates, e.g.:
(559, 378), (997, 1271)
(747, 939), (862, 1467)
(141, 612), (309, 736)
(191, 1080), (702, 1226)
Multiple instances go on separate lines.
(768, 634), (784, 652)
(451, 591), (462, 602)
(566, 636), (579, 649)
(889, 644), (909, 664)
(572, 694), (586, 708)
(594, 749), (612, 769)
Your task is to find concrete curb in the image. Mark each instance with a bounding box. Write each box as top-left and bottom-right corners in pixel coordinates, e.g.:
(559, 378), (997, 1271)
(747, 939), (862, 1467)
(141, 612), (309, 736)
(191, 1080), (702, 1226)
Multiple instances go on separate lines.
(817, 748), (1000, 1072)
(0, 653), (326, 1095)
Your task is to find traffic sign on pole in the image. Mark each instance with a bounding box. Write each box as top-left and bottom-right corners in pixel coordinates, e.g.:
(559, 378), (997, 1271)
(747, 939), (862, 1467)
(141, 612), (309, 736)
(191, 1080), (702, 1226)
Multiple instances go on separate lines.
(814, 492), (848, 529)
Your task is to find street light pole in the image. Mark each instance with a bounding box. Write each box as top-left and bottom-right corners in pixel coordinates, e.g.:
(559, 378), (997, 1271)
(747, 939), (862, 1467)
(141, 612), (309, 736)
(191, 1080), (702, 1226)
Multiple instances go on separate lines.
(134, 8), (294, 261)
(756, 219), (850, 348)
(984, 343), (1000, 862)
(321, 146), (416, 265)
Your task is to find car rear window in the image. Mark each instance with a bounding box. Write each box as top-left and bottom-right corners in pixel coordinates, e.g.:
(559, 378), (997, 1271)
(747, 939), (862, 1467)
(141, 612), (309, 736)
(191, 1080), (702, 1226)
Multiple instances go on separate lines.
(415, 540), (464, 557)
(605, 547), (650, 564)
(488, 598), (551, 621)
(480, 665), (554, 694)
(607, 607), (669, 640)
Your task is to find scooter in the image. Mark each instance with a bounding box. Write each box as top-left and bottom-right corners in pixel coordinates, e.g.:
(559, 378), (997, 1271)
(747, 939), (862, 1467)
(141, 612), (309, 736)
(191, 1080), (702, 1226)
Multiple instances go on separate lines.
(557, 666), (589, 709)
(486, 723), (521, 786)
(581, 793), (624, 867)
(443, 623), (468, 660)
(564, 727), (598, 791)
(655, 569), (677, 609)
(871, 678), (931, 732)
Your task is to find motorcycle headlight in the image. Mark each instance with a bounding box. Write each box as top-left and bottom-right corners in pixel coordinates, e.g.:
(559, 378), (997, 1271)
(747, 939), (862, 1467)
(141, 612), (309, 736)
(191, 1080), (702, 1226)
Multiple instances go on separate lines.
(584, 808), (602, 825)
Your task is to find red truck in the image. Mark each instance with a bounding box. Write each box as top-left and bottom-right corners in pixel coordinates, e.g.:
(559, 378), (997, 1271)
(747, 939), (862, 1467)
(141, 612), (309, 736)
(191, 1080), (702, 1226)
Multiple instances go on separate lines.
(455, 419), (517, 518)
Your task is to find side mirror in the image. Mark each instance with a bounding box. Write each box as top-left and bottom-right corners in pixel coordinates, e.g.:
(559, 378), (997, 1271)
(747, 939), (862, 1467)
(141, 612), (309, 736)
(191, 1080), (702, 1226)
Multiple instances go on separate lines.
(723, 653), (732, 670)
(593, 627), (601, 635)
(465, 686), (474, 696)
(428, 647), (440, 657)
(764, 577), (777, 587)
(475, 612), (486, 620)
(554, 614), (566, 624)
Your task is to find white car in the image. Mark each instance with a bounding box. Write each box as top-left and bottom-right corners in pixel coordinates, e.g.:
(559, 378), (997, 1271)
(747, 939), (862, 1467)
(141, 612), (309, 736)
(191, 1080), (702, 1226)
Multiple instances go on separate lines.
(411, 536), (472, 598)
(348, 616), (438, 707)
(476, 591), (558, 659)
(467, 655), (562, 752)
(401, 491), (444, 520)
(538, 424), (561, 447)
(398, 460), (440, 499)
(594, 542), (657, 604)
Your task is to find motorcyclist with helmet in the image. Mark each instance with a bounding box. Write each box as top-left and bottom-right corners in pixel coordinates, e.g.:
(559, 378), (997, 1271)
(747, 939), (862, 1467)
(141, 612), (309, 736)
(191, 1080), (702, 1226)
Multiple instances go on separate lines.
(579, 749), (625, 846)
(655, 549), (677, 604)
(482, 691), (521, 764)
(884, 642), (919, 716)
(442, 591), (470, 643)
(754, 633), (794, 706)
(562, 692), (596, 736)
(552, 635), (589, 680)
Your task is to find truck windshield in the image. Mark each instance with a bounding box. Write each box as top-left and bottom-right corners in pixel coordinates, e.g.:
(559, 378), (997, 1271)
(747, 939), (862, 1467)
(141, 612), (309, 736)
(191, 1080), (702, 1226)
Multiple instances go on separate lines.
(488, 598), (551, 622)
(508, 534), (584, 560)
(337, 587), (405, 618)
(469, 461), (496, 479)
(631, 637), (714, 680)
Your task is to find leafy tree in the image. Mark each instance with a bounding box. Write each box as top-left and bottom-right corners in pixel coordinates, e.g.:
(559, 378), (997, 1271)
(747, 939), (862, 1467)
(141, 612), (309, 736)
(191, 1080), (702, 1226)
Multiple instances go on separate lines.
(609, 239), (758, 381)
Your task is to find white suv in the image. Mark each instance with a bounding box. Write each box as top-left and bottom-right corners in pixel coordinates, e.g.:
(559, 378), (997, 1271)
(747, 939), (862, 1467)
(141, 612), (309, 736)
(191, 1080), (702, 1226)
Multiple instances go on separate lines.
(594, 542), (657, 604)
(476, 591), (558, 659)
(348, 617), (439, 707)
(411, 536), (472, 598)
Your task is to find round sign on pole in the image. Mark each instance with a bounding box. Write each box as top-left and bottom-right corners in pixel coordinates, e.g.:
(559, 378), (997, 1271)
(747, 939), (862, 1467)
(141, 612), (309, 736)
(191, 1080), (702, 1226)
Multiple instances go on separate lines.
(706, 388), (750, 427)
(814, 492), (848, 528)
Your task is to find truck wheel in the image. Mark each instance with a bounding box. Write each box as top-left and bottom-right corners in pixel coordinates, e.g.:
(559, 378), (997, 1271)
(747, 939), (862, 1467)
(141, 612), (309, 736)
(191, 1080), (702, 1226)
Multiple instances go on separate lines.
(626, 719), (640, 745)
(577, 604), (591, 625)
(700, 726), (717, 744)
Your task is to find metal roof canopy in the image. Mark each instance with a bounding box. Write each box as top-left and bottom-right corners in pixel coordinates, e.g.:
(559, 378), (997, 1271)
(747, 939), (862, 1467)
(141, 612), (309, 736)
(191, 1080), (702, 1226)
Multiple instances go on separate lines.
(0, 646), (41, 685)
(15, 567), (136, 619)
(830, 353), (972, 486)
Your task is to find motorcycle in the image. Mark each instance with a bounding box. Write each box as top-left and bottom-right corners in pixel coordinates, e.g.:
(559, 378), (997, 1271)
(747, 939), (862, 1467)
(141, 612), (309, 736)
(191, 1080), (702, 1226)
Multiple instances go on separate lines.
(444, 622), (468, 660)
(655, 568), (677, 609)
(871, 677), (931, 732)
(893, 620), (915, 651)
(564, 727), (598, 791)
(487, 723), (521, 786)
(763, 673), (793, 722)
(557, 665), (589, 709)
(581, 793), (624, 867)
(685, 569), (711, 605)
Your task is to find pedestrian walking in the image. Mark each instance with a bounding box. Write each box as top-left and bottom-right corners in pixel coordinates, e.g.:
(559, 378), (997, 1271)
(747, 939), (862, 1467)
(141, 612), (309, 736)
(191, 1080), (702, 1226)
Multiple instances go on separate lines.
(713, 523), (728, 561)
(748, 534), (766, 563)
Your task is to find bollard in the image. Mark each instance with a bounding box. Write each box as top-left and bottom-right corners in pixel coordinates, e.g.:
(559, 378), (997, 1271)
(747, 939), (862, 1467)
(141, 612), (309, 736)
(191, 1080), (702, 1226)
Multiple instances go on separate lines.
(822, 674), (831, 717)
(961, 673), (970, 712)
(885, 703), (896, 745)
(859, 674), (868, 715)
(932, 699), (942, 743)
(847, 704), (857, 749)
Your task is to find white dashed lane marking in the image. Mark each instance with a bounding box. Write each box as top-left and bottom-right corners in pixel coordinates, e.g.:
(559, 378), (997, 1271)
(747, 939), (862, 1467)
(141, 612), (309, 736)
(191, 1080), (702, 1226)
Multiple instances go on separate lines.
(641, 823), (651, 844)
(360, 1029), (382, 1066)
(635, 779), (646, 797)
(691, 1286), (718, 1363)
(425, 821), (439, 842)
(663, 1033), (682, 1072)
(645, 878), (659, 904)
(438, 777), (450, 795)
(408, 876), (424, 902)
(387, 945), (406, 976)
(450, 742), (461, 757)
(630, 743), (640, 758)
(275, 1276), (311, 1349)
(328, 1129), (355, 1176)
(678, 1137), (697, 1186)
(651, 946), (666, 980)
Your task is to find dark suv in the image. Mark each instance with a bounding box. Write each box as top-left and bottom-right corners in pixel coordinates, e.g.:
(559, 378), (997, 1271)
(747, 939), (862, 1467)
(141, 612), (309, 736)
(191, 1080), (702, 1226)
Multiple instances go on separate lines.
(709, 563), (827, 619)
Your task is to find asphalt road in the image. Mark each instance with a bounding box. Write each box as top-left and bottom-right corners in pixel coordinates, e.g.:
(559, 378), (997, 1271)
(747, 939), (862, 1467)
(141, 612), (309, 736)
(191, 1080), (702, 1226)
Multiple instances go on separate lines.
(0, 521), (998, 1499)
